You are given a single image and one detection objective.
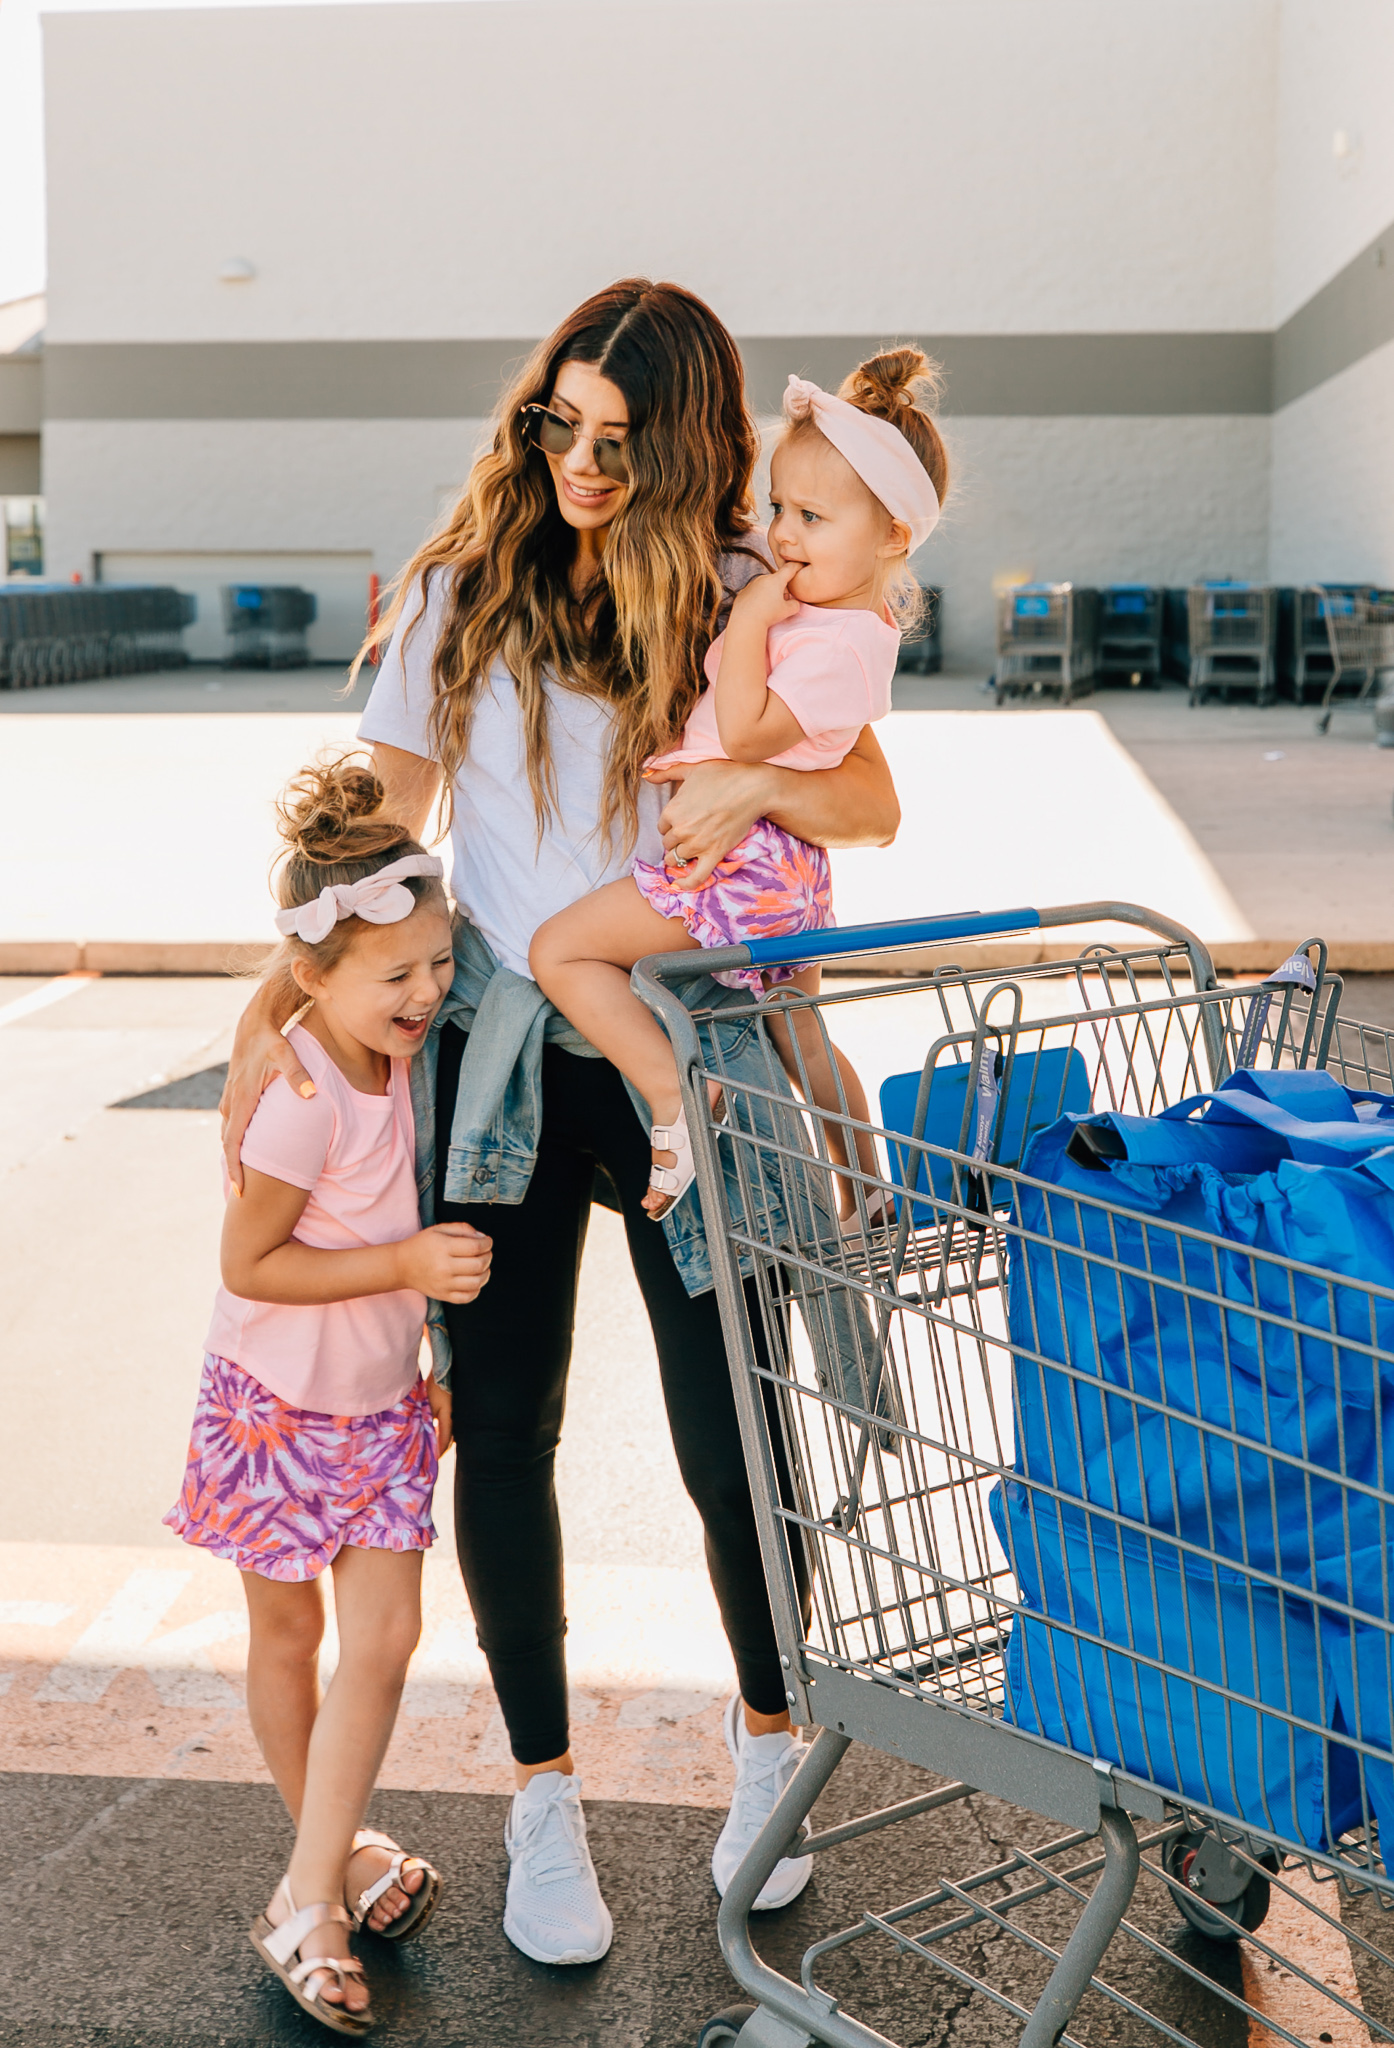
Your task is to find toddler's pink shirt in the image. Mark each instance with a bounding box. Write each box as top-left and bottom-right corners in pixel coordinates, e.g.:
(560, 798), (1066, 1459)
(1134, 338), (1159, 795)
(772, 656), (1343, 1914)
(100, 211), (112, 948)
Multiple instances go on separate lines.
(647, 603), (898, 775)
(205, 1025), (426, 1417)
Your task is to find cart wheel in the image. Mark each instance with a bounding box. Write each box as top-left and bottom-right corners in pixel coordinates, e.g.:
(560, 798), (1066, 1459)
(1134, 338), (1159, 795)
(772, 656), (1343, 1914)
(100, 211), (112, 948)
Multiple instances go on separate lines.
(1166, 1830), (1278, 1941)
(696, 2005), (757, 2046)
(1316, 711), (1332, 734)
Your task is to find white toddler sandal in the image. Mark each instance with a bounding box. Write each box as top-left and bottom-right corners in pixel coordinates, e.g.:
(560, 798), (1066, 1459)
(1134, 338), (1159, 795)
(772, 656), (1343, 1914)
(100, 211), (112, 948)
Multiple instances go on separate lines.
(840, 1186), (896, 1238)
(647, 1108), (698, 1220)
(251, 1876), (372, 2036)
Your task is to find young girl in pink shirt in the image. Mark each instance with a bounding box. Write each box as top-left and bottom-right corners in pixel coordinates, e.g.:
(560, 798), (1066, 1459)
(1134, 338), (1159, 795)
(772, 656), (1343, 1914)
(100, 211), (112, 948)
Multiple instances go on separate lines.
(166, 757), (491, 2034)
(531, 348), (949, 1222)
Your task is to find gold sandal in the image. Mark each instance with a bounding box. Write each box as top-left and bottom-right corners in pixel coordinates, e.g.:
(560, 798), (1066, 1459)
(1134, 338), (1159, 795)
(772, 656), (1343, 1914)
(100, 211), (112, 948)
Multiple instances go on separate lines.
(346, 1827), (442, 1942)
(251, 1876), (373, 2036)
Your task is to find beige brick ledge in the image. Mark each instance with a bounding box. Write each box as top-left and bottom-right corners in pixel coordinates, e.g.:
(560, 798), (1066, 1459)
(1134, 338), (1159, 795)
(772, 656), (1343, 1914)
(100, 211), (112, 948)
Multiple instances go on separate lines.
(3, 937), (1392, 977)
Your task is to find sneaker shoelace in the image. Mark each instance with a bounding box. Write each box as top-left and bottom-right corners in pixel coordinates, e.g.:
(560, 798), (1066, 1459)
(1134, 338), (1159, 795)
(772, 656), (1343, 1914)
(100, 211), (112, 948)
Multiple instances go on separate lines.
(731, 1741), (802, 1845)
(513, 1788), (589, 1887)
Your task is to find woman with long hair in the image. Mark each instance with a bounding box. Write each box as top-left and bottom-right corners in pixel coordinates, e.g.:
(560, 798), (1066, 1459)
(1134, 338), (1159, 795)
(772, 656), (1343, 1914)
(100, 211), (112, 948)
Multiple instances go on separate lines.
(221, 278), (900, 1966)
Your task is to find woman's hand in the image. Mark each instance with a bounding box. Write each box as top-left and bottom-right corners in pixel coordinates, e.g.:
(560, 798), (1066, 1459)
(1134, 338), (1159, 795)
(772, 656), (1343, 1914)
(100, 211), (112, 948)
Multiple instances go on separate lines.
(220, 970), (314, 1192)
(397, 1222), (493, 1305)
(424, 1371), (453, 1456)
(651, 725), (899, 889)
(651, 759), (780, 889)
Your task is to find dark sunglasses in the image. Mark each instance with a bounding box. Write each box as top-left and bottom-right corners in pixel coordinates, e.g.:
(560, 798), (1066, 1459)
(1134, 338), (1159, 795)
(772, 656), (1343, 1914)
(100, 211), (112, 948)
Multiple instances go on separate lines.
(520, 403), (629, 482)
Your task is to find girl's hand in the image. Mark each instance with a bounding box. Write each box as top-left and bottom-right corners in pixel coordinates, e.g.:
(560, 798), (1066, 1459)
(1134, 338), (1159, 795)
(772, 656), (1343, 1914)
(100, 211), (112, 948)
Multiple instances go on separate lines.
(656, 759), (778, 890)
(398, 1221), (493, 1304)
(424, 1372), (453, 1456)
(728, 562), (799, 630)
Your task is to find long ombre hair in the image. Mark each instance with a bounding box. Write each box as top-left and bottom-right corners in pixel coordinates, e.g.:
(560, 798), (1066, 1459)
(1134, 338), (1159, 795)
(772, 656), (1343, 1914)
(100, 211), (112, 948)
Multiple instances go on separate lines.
(361, 280), (761, 851)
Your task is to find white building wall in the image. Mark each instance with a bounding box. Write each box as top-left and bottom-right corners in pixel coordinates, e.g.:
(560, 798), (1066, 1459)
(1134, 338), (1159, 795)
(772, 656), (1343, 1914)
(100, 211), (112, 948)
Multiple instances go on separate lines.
(1268, 0), (1394, 587)
(1271, 0), (1394, 325)
(928, 419), (1272, 664)
(1270, 338), (1394, 587)
(41, 0), (1290, 663)
(44, 0), (1278, 345)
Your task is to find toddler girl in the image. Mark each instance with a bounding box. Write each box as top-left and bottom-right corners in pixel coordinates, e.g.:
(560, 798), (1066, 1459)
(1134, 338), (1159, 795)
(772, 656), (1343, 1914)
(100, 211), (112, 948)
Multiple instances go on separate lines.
(165, 757), (491, 2034)
(530, 349), (948, 1222)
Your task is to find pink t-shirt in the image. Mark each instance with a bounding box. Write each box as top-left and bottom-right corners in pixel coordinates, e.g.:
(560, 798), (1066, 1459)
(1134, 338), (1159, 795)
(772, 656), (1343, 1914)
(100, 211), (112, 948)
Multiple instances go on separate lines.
(648, 603), (898, 775)
(204, 1026), (426, 1417)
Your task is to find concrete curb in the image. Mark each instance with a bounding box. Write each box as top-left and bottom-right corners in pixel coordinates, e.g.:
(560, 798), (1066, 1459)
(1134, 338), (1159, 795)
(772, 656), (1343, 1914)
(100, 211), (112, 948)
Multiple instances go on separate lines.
(4, 938), (1393, 976)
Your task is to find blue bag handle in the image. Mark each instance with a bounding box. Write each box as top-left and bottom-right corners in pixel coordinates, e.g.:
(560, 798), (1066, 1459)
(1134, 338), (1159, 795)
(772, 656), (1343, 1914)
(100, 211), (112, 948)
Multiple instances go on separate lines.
(1158, 1069), (1394, 1166)
(1059, 1070), (1394, 1176)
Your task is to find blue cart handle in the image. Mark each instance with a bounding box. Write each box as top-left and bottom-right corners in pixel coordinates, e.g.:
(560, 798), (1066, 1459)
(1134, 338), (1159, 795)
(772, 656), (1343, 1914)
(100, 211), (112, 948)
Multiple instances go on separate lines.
(741, 906), (1039, 970)
(635, 900), (1217, 992)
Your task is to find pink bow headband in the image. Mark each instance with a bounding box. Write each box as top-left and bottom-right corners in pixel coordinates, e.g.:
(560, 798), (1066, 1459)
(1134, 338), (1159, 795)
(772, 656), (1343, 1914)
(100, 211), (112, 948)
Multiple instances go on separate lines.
(275, 854), (444, 944)
(783, 375), (940, 551)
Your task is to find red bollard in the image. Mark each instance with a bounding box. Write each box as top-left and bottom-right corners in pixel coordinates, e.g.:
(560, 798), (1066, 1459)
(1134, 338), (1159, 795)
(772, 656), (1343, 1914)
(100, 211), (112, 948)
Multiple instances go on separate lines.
(71, 570), (82, 583)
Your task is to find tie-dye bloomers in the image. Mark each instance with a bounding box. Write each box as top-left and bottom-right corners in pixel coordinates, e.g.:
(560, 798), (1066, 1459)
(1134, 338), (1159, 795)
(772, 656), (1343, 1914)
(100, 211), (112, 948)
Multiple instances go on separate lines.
(164, 1352), (438, 1582)
(632, 817), (833, 994)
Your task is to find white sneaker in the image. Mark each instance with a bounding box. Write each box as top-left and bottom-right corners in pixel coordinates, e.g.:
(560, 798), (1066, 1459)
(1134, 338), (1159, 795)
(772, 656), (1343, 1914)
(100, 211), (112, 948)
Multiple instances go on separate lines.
(503, 1771), (614, 1965)
(711, 1693), (814, 1911)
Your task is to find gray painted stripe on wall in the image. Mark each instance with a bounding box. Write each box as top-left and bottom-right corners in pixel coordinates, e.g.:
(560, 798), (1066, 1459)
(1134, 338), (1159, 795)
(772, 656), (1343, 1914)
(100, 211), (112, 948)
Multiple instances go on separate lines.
(741, 334), (1271, 415)
(44, 331), (1271, 422)
(1273, 224), (1394, 409)
(42, 340), (541, 423)
(36, 221), (1394, 424)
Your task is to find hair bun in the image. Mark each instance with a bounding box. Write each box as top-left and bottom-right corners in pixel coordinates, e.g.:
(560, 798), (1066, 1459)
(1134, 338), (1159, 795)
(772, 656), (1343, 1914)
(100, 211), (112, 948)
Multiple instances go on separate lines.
(840, 347), (944, 424)
(275, 753), (408, 869)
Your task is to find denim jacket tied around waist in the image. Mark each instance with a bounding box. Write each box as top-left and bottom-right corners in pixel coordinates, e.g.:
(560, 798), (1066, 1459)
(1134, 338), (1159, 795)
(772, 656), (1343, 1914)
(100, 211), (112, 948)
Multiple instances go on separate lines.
(413, 917), (782, 1385)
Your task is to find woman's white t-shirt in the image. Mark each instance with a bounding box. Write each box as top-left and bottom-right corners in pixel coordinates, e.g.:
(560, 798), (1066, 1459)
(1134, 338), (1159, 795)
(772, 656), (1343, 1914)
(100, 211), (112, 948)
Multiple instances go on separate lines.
(357, 553), (769, 977)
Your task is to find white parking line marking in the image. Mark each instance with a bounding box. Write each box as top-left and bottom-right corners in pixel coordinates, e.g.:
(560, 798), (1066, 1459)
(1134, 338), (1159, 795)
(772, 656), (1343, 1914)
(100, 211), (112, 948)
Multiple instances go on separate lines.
(140, 1609), (247, 1710)
(0, 972), (100, 1029)
(0, 1601), (74, 1626)
(33, 1568), (190, 1704)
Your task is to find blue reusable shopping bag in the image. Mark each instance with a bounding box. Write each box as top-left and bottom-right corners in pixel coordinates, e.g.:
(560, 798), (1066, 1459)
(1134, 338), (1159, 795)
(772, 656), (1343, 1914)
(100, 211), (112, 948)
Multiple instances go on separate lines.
(994, 1067), (1394, 1848)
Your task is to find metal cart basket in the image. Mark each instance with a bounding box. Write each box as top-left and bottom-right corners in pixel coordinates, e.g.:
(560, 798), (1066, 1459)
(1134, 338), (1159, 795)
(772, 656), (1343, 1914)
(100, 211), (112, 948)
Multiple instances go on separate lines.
(995, 586), (1098, 705)
(1309, 585), (1382, 735)
(637, 904), (1394, 2048)
(1187, 583), (1278, 704)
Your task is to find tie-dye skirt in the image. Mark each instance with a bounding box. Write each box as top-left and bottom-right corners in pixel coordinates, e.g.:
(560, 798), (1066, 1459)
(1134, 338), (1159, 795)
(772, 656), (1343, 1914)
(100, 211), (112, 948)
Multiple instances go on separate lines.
(632, 817), (834, 994)
(164, 1353), (438, 1582)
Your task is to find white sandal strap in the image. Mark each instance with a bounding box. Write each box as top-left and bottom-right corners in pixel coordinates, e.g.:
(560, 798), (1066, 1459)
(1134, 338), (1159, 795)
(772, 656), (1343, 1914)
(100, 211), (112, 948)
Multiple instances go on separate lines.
(356, 1852), (407, 1917)
(263, 1898), (350, 1969)
(288, 1952), (366, 1993)
(351, 1828), (401, 1855)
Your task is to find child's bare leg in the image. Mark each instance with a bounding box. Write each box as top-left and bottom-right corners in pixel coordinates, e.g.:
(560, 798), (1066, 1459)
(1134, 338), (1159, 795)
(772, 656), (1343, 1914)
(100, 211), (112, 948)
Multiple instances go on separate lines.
(530, 878), (713, 1214)
(766, 969), (881, 1218)
(242, 1568), (323, 1821)
(246, 1548), (423, 2011)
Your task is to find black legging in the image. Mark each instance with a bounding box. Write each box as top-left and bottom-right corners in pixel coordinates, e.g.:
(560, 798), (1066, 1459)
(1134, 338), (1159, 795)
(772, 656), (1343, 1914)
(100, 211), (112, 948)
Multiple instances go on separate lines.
(435, 1022), (808, 1765)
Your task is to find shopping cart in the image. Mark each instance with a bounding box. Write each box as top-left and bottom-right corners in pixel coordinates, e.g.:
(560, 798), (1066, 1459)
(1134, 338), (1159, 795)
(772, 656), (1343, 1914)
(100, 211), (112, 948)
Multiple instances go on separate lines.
(635, 904), (1394, 2048)
(0, 583), (193, 688)
(896, 585), (942, 677)
(220, 585), (317, 668)
(1187, 583), (1278, 704)
(1310, 585), (1380, 734)
(994, 586), (1098, 705)
(1095, 586), (1162, 687)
